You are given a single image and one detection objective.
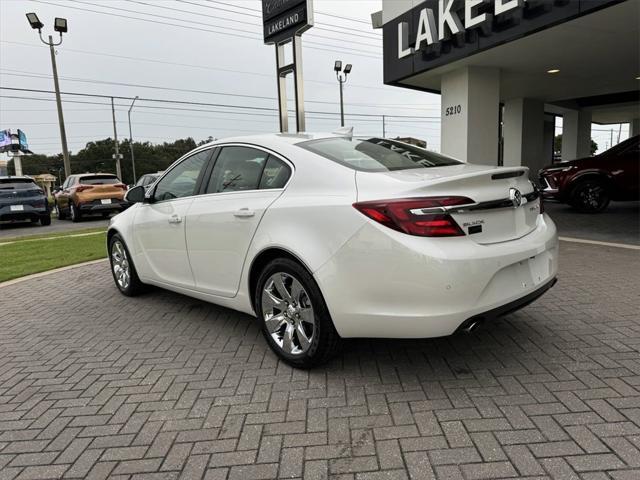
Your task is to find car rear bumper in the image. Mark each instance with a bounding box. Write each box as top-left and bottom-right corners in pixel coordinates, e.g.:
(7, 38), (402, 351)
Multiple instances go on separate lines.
(78, 199), (128, 213)
(314, 213), (559, 339)
(0, 205), (49, 222)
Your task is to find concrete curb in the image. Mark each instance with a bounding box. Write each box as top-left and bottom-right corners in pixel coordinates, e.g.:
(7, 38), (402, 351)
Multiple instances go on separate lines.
(0, 258), (109, 288)
(559, 236), (640, 250)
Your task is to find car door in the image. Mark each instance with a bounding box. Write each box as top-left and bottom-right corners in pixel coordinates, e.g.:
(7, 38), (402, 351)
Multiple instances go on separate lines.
(133, 148), (213, 288)
(618, 137), (639, 198)
(184, 145), (293, 297)
(58, 176), (73, 212)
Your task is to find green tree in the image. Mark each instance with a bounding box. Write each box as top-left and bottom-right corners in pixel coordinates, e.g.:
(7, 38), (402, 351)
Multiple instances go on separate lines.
(7, 137), (201, 185)
(553, 135), (598, 158)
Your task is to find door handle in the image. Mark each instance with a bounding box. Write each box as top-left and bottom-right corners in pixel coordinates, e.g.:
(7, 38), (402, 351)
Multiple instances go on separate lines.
(168, 215), (182, 224)
(234, 208), (255, 218)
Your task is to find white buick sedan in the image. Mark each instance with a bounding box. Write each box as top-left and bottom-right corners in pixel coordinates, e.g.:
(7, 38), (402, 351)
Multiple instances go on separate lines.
(108, 132), (558, 368)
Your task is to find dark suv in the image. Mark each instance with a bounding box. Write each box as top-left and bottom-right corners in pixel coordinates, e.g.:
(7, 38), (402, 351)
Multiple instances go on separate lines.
(0, 176), (51, 226)
(539, 135), (639, 212)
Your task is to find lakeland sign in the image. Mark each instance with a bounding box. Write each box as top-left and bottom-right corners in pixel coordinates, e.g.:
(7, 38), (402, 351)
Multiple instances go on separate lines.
(262, 0), (314, 44)
(382, 0), (623, 87)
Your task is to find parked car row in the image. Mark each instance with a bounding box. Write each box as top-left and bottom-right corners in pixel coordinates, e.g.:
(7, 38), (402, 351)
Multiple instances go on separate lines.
(0, 171), (169, 228)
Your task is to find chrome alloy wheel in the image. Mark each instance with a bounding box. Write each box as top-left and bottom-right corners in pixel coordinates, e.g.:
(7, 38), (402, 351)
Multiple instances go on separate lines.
(262, 272), (315, 355)
(111, 240), (131, 290)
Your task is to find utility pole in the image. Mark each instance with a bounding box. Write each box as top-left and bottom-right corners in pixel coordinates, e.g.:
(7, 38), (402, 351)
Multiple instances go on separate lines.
(334, 61), (352, 127)
(610, 129), (613, 150)
(111, 97), (122, 180)
(26, 13), (70, 177)
(128, 96), (139, 183)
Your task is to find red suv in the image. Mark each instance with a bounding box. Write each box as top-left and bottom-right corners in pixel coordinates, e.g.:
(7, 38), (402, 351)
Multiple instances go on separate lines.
(539, 135), (639, 212)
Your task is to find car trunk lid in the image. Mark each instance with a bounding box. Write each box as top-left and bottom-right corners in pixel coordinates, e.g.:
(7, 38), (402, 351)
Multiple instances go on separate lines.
(355, 164), (541, 244)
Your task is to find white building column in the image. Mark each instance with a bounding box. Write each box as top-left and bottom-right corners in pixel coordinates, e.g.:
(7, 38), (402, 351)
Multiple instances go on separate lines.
(562, 109), (592, 161)
(441, 66), (500, 164)
(631, 118), (640, 137)
(502, 98), (545, 173)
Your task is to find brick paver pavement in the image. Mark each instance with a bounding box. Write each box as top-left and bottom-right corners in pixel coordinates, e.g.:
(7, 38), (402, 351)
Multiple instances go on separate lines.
(1, 241), (639, 480)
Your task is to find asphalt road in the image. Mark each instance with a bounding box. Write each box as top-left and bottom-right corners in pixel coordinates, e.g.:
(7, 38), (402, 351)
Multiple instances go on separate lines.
(545, 200), (640, 246)
(1, 201), (638, 245)
(0, 213), (112, 239)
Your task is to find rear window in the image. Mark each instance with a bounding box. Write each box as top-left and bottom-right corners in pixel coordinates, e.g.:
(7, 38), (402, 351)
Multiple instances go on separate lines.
(0, 179), (37, 190)
(79, 175), (119, 185)
(298, 137), (461, 172)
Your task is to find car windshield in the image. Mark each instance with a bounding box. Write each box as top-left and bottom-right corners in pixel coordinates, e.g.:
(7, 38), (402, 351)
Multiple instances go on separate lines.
(298, 137), (461, 172)
(0, 179), (37, 190)
(80, 175), (119, 185)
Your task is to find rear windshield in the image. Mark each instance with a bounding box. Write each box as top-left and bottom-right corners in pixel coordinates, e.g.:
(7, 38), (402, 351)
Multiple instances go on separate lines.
(79, 175), (119, 185)
(298, 137), (461, 172)
(0, 179), (37, 190)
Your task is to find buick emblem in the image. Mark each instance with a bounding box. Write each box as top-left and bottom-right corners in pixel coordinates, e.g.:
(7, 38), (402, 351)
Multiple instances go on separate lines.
(509, 188), (522, 208)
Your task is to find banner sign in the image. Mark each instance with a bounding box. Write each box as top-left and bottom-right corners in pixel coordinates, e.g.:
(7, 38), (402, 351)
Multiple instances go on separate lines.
(262, 0), (313, 44)
(0, 130), (10, 152)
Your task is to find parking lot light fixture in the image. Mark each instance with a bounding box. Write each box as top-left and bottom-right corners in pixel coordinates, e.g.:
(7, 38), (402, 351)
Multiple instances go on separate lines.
(26, 13), (44, 30)
(334, 60), (352, 127)
(26, 11), (71, 178)
(54, 17), (68, 33)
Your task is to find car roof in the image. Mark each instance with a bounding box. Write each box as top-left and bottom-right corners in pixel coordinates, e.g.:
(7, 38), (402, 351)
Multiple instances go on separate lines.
(0, 175), (35, 181)
(203, 132), (352, 150)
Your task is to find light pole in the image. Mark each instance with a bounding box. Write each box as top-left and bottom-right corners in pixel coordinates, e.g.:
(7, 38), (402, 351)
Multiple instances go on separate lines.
(334, 61), (352, 127)
(26, 13), (71, 178)
(128, 96), (139, 183)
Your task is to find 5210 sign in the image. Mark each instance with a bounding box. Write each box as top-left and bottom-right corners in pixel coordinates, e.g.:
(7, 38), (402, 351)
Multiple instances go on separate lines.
(445, 105), (462, 116)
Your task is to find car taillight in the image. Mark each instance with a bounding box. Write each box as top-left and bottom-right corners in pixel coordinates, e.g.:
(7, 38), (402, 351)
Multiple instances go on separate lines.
(116, 183), (127, 190)
(353, 196), (473, 237)
(75, 185), (93, 192)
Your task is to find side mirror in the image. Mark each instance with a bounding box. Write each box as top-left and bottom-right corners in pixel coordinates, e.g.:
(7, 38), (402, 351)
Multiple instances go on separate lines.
(124, 185), (146, 204)
(53, 187), (61, 193)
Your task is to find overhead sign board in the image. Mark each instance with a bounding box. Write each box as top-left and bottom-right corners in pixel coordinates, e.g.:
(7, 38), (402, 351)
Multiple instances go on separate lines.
(262, 0), (313, 44)
(17, 129), (28, 150)
(382, 0), (623, 87)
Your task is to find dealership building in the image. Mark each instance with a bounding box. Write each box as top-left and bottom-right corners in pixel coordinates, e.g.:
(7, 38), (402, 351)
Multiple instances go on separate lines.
(371, 0), (639, 172)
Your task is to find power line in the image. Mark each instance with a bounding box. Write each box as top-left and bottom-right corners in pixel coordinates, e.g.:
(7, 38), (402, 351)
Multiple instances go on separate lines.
(0, 87), (441, 120)
(0, 69), (441, 112)
(32, 0), (382, 59)
(0, 39), (439, 98)
(139, 0), (382, 43)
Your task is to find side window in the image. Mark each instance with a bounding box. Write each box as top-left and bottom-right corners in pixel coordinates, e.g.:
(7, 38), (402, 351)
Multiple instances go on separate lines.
(154, 150), (210, 201)
(206, 147), (268, 194)
(259, 156), (291, 189)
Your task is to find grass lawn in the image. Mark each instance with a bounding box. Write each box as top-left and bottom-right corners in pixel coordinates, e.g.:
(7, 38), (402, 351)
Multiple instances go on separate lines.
(0, 231), (108, 282)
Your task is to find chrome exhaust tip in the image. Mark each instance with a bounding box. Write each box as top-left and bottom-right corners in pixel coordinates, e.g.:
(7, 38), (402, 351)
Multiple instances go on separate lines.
(461, 319), (483, 334)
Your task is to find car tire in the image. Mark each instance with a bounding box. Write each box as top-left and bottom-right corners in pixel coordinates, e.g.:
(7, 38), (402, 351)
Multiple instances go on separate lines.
(108, 234), (145, 296)
(255, 258), (341, 369)
(569, 179), (610, 213)
(56, 203), (66, 220)
(39, 214), (52, 226)
(70, 202), (82, 222)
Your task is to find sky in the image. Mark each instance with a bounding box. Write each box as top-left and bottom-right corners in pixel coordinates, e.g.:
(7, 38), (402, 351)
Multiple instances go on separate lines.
(0, 0), (443, 158)
(0, 0), (630, 163)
